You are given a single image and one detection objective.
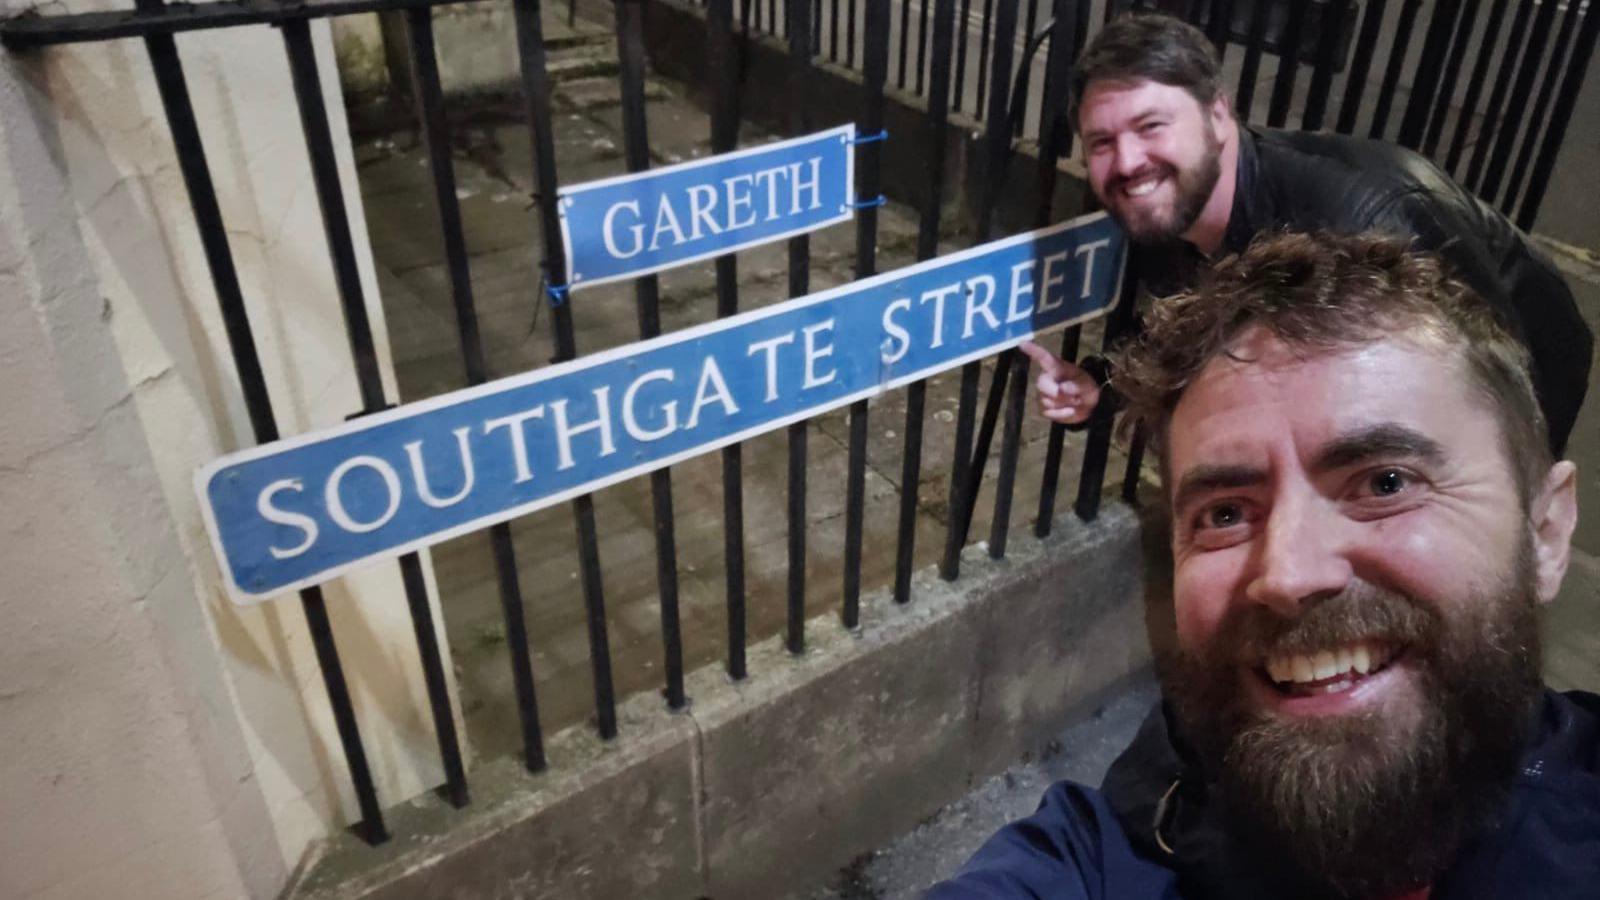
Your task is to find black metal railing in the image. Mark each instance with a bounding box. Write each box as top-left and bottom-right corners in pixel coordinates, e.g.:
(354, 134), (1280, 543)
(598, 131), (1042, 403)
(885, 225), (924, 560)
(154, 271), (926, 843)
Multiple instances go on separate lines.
(4, 0), (1593, 849)
(710, 0), (1597, 230)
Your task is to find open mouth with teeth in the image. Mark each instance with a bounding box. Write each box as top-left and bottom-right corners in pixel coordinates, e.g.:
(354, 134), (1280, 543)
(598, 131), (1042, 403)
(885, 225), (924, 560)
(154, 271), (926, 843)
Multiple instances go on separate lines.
(1259, 640), (1406, 698)
(1126, 175), (1164, 196)
(1120, 174), (1166, 200)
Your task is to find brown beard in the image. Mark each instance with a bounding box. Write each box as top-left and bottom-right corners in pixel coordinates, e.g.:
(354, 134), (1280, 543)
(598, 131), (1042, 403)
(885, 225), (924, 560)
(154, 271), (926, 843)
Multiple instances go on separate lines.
(1107, 123), (1223, 245)
(1158, 546), (1544, 899)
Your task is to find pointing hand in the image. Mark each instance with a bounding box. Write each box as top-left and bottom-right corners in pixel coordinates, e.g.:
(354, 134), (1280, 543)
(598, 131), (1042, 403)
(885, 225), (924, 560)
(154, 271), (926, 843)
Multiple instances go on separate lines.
(1018, 340), (1100, 425)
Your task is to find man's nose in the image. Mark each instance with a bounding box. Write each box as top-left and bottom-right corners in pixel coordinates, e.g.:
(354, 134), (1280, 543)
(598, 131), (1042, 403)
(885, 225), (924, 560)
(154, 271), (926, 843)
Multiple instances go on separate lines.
(1113, 134), (1149, 176)
(1244, 494), (1353, 617)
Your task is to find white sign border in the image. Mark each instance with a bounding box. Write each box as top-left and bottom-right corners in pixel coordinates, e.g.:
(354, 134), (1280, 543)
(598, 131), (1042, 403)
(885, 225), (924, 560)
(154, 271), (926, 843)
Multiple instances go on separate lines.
(557, 124), (858, 291)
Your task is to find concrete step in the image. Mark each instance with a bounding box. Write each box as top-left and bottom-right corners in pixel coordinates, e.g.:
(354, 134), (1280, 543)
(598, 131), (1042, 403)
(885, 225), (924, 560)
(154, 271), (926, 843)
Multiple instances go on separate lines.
(545, 43), (620, 83)
(554, 74), (669, 112)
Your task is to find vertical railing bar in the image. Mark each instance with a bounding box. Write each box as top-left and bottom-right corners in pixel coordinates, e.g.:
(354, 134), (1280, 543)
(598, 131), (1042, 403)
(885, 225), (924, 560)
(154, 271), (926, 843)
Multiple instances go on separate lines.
(1516, 0), (1600, 230)
(613, 0), (687, 711)
(510, 0), (618, 740)
(401, 6), (546, 774)
(894, 0), (958, 605)
(842, 0), (890, 630)
(1396, 0), (1464, 149)
(771, 0), (779, 37)
(898, 0), (912, 87)
(1264, 0), (1306, 127)
(847, 0), (858, 66)
(1334, 0), (1388, 134)
(976, 0), (996, 114)
(1299, 0), (1346, 131)
(1067, 0), (1088, 155)
(953, 354), (1014, 547)
(831, 0), (840, 60)
(1369, 0), (1424, 139)
(786, 0), (814, 654)
(1464, 0), (1536, 190)
(281, 28), (384, 414)
(1422, 0), (1485, 156)
(1033, 325), (1081, 535)
(1499, 0), (1583, 215)
(1032, 0), (1082, 539)
(1120, 420), (1147, 503)
(1205, 0), (1233, 59)
(939, 0), (1018, 579)
(917, 0), (932, 93)
(132, 0), (388, 844)
(1477, 0), (1561, 203)
(1018, 0), (1041, 138)
(988, 341), (1029, 557)
(1234, 0), (1270, 122)
(953, 0), (973, 113)
(1444, 0), (1512, 174)
(280, 17), (468, 809)
(1073, 245), (1139, 523)
(300, 588), (389, 840)
(814, 0), (823, 59)
(705, 0), (749, 679)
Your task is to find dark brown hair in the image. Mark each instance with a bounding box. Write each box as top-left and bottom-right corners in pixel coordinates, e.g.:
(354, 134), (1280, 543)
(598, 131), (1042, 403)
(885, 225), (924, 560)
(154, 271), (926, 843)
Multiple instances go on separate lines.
(1112, 231), (1551, 503)
(1070, 13), (1223, 127)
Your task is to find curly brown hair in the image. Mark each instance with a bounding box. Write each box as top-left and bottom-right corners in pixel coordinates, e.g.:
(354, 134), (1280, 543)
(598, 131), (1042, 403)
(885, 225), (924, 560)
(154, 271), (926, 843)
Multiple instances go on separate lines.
(1111, 231), (1550, 503)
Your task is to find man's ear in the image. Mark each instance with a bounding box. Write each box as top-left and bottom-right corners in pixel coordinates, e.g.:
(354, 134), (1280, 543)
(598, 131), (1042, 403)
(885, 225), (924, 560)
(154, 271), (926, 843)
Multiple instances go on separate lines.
(1530, 460), (1579, 604)
(1209, 94), (1232, 128)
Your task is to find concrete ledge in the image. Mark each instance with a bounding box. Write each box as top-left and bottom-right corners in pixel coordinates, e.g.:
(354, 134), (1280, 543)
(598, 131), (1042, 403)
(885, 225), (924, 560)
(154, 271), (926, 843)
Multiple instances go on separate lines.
(290, 506), (1151, 899)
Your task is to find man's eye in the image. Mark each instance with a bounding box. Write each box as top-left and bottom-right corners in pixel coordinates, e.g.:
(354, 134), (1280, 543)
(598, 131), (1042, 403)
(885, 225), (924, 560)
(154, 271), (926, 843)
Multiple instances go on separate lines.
(1367, 468), (1409, 497)
(1140, 122), (1164, 134)
(1200, 502), (1244, 529)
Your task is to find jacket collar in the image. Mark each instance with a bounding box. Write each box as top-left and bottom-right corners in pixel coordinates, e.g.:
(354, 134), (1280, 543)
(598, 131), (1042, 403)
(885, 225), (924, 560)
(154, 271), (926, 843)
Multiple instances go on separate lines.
(1221, 123), (1263, 255)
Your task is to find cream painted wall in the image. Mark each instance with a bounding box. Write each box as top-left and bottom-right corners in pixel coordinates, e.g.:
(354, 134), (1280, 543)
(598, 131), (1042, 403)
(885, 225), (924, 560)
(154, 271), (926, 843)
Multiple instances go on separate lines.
(0, 5), (465, 898)
(331, 3), (524, 98)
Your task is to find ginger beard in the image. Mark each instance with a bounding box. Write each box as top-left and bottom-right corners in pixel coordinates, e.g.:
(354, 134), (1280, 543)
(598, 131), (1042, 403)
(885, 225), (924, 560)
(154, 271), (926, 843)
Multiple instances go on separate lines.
(1158, 540), (1544, 899)
(1102, 117), (1222, 245)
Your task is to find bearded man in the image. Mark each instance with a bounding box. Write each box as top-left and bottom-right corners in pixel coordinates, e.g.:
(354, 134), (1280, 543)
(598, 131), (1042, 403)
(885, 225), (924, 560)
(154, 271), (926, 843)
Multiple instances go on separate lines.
(1020, 14), (1591, 457)
(927, 232), (1598, 899)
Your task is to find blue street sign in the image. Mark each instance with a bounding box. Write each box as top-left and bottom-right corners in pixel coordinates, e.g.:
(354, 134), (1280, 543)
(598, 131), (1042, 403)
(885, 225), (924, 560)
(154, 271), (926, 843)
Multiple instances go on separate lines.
(199, 212), (1125, 603)
(558, 125), (856, 290)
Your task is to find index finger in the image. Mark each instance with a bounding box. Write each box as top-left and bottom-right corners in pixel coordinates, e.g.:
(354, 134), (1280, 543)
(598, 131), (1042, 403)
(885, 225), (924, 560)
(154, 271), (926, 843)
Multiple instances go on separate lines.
(1018, 340), (1069, 377)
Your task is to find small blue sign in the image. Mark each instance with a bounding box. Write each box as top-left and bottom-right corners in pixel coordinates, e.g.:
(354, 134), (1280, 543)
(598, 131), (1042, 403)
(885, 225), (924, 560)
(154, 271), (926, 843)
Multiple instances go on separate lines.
(559, 125), (856, 290)
(199, 212), (1125, 603)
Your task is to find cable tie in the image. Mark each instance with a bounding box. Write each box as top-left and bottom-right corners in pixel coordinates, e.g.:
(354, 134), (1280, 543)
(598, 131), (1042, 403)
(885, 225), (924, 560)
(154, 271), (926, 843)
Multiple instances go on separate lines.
(847, 129), (889, 145)
(846, 194), (887, 210)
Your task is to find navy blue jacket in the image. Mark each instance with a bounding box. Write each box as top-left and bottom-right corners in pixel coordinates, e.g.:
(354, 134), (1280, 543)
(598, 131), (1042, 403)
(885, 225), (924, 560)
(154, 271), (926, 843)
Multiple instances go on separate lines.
(927, 690), (1600, 899)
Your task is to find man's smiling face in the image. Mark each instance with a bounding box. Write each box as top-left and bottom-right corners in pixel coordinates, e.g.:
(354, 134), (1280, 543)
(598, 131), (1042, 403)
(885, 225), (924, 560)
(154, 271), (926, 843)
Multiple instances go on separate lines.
(1079, 78), (1226, 244)
(1160, 326), (1550, 897)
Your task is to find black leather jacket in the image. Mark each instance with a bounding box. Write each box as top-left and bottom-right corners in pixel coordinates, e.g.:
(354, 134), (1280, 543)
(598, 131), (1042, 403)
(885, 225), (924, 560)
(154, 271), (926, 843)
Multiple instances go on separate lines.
(1143, 125), (1592, 455)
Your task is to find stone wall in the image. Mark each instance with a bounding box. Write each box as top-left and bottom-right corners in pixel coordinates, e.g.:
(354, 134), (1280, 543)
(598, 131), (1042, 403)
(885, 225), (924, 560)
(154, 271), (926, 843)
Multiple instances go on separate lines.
(0, 7), (457, 897)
